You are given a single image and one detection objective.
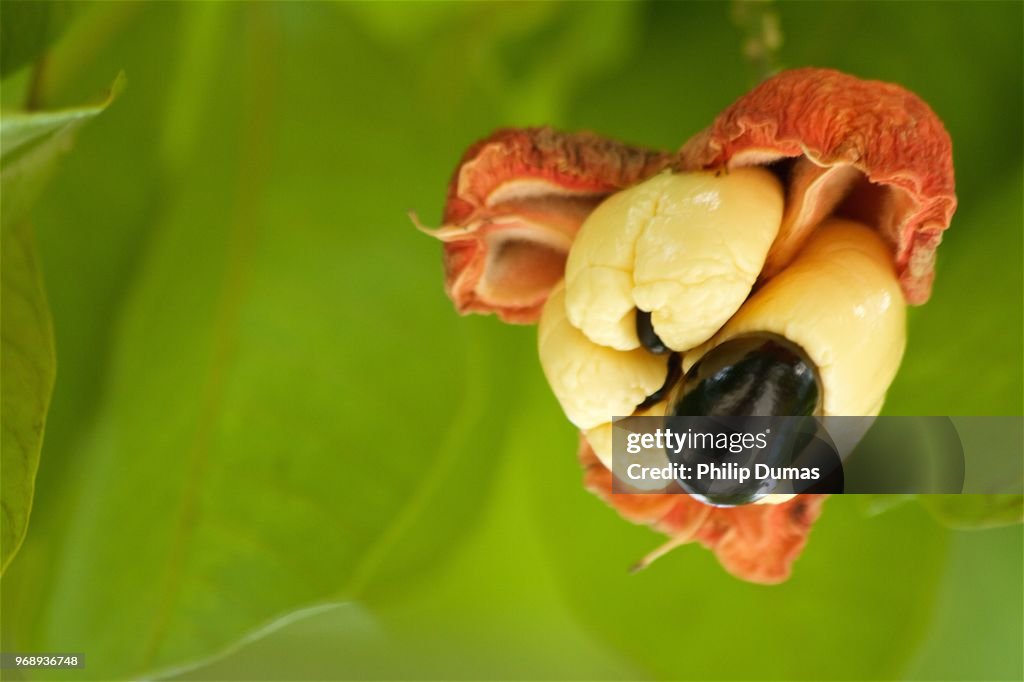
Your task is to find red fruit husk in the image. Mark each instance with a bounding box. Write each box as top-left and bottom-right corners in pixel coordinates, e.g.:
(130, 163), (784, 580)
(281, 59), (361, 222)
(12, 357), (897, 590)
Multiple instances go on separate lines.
(579, 436), (826, 584)
(678, 67), (956, 304)
(421, 127), (670, 323)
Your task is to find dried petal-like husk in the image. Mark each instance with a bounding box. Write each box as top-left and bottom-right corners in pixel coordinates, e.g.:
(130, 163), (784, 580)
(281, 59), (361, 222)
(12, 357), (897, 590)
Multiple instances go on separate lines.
(421, 127), (670, 323)
(579, 436), (826, 584)
(679, 67), (956, 304)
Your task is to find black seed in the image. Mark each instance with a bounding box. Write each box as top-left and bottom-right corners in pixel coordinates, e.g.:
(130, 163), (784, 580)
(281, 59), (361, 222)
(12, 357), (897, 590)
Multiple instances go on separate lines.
(636, 309), (669, 354)
(637, 354), (682, 411)
(668, 334), (820, 418)
(665, 334), (824, 506)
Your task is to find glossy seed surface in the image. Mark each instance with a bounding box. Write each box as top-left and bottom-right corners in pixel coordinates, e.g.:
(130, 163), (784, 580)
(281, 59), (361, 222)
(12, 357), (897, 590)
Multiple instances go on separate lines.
(670, 334), (820, 417)
(637, 353), (681, 411)
(636, 309), (669, 354)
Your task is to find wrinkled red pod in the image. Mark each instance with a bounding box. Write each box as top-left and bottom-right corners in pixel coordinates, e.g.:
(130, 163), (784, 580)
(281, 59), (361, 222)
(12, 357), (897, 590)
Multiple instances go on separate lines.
(418, 128), (671, 323)
(579, 438), (827, 584)
(678, 67), (956, 303)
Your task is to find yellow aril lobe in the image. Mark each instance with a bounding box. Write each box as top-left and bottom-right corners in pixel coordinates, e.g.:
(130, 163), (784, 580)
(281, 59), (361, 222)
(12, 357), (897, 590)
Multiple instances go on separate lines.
(538, 285), (668, 430)
(686, 219), (906, 417)
(565, 169), (784, 353)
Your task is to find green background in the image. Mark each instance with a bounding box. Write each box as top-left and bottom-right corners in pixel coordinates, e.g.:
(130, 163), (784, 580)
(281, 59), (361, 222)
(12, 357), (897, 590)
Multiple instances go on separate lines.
(1, 2), (1021, 680)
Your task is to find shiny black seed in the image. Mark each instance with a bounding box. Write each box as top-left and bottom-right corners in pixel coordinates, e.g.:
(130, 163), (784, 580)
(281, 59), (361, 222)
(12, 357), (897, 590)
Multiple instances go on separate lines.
(636, 309), (669, 354)
(669, 334), (820, 418)
(637, 354), (682, 411)
(665, 334), (824, 506)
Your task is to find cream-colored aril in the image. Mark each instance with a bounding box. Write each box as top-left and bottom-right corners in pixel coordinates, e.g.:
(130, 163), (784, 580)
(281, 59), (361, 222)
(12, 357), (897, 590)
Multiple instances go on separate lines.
(564, 169), (784, 352)
(538, 284), (668, 430)
(685, 218), (907, 417)
(583, 400), (667, 471)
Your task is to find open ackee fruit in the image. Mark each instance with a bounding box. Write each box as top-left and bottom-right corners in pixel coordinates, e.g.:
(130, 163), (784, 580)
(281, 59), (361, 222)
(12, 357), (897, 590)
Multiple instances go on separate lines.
(418, 68), (956, 584)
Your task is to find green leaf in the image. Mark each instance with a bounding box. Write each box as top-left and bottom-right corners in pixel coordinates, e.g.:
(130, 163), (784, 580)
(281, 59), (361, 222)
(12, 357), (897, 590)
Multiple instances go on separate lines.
(912, 416), (1024, 529)
(0, 72), (123, 162)
(1, 73), (125, 239)
(0, 75), (121, 573)
(919, 495), (1024, 530)
(857, 493), (915, 517)
(1, 4), (529, 678)
(1, 221), (55, 574)
(903, 524), (1024, 680)
(170, 405), (647, 680)
(0, 0), (77, 78)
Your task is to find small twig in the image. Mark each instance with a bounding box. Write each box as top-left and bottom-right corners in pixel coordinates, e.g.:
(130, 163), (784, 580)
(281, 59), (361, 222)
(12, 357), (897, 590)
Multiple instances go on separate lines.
(731, 0), (784, 82)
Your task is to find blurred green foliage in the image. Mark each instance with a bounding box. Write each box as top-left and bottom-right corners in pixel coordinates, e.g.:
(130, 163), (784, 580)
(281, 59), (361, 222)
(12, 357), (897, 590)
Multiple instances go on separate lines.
(0, 2), (1021, 680)
(0, 71), (122, 572)
(0, 0), (77, 78)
